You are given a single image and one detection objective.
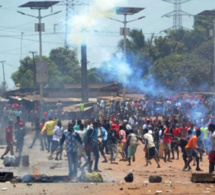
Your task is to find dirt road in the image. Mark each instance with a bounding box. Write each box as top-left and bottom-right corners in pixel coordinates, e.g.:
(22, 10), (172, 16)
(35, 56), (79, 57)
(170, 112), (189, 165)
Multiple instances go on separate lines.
(0, 125), (214, 195)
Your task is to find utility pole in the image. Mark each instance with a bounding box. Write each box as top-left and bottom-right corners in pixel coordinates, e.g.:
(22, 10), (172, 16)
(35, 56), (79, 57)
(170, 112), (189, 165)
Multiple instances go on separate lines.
(109, 7), (145, 100)
(162, 0), (192, 30)
(18, 1), (61, 119)
(81, 38), (88, 103)
(29, 51), (37, 86)
(64, 0), (75, 46)
(20, 32), (24, 60)
(55, 0), (89, 46)
(0, 60), (6, 93)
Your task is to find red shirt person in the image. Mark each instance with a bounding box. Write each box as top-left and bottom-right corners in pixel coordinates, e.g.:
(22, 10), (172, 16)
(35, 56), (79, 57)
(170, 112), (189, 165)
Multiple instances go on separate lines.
(180, 124), (188, 138)
(163, 121), (172, 162)
(1, 120), (14, 159)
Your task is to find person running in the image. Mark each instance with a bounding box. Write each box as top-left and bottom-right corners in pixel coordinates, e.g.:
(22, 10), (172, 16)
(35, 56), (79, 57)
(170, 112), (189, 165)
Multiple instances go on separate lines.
(178, 137), (191, 170)
(1, 120), (14, 159)
(126, 129), (143, 166)
(143, 129), (161, 168)
(183, 129), (204, 171)
(118, 125), (127, 161)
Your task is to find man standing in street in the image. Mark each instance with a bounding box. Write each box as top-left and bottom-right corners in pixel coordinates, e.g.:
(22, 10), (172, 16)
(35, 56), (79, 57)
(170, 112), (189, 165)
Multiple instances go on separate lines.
(163, 120), (172, 162)
(92, 121), (100, 172)
(99, 123), (108, 163)
(29, 117), (44, 150)
(60, 122), (83, 179)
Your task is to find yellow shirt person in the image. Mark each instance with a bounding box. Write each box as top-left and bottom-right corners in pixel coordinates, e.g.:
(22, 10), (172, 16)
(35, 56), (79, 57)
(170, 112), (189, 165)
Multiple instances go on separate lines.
(41, 118), (58, 136)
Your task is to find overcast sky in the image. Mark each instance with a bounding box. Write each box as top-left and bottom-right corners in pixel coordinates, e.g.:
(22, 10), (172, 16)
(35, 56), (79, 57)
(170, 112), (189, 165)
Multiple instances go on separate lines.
(0, 0), (214, 89)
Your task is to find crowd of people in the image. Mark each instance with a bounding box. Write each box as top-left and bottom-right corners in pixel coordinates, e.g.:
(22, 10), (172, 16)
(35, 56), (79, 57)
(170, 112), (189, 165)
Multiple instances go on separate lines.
(1, 93), (215, 180)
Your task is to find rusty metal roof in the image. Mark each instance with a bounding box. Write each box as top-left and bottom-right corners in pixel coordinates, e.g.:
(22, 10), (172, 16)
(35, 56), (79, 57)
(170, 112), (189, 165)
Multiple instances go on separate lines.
(64, 83), (119, 89)
(9, 96), (97, 103)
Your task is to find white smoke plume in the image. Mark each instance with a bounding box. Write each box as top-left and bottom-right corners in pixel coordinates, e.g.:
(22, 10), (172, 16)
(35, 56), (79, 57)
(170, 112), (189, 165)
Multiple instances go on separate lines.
(68, 0), (124, 43)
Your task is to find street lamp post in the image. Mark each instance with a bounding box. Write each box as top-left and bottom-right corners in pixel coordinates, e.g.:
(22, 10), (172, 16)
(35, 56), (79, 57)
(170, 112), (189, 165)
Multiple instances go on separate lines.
(109, 7), (145, 100)
(18, 1), (61, 118)
(0, 60), (6, 94)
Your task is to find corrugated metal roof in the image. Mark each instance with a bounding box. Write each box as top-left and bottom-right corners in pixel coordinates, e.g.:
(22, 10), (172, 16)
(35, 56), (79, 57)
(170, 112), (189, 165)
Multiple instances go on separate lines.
(0, 97), (9, 102)
(9, 95), (97, 103)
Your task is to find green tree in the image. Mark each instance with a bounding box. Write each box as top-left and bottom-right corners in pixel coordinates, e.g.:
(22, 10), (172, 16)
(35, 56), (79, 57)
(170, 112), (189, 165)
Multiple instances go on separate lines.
(152, 53), (211, 91)
(12, 47), (103, 88)
(11, 57), (35, 88)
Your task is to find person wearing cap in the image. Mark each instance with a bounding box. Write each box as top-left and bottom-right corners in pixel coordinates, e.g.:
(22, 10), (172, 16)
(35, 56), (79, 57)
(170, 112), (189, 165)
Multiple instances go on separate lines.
(15, 120), (26, 157)
(1, 119), (15, 159)
(143, 128), (161, 168)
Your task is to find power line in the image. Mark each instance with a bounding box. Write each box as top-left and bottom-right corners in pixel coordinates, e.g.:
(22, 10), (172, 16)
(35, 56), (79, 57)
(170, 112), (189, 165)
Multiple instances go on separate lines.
(162, 0), (192, 30)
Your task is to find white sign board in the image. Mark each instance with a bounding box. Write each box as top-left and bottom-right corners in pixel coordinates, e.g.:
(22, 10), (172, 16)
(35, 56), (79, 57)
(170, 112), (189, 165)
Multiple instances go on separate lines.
(36, 60), (48, 83)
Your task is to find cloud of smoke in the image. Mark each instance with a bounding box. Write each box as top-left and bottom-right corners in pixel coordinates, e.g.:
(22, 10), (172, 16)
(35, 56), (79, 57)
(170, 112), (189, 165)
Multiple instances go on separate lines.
(68, 0), (123, 44)
(98, 52), (172, 96)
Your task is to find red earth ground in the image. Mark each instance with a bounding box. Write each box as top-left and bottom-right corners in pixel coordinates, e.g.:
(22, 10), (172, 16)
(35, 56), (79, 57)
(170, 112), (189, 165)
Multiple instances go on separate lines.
(0, 123), (214, 195)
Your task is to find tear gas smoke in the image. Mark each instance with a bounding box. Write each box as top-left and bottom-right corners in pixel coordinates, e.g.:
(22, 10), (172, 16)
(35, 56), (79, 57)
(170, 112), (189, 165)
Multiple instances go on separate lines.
(68, 0), (123, 44)
(98, 53), (171, 96)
